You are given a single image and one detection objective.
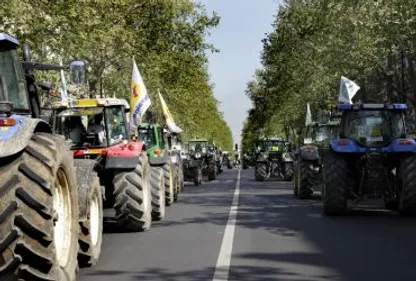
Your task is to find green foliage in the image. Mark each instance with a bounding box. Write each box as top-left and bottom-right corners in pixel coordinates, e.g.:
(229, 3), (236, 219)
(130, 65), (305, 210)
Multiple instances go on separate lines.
(0, 0), (233, 150)
(242, 0), (416, 148)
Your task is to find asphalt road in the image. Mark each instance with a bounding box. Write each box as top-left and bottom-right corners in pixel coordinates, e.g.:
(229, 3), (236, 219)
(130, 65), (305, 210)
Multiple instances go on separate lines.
(80, 168), (416, 281)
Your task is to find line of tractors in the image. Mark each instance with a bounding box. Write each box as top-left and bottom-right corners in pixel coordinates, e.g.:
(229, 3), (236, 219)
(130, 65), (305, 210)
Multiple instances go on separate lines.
(243, 102), (416, 216)
(0, 33), (236, 281)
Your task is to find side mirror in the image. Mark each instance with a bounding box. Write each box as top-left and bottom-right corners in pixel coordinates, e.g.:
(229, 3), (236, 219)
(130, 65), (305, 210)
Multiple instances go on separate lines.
(304, 138), (313, 144)
(69, 60), (87, 85)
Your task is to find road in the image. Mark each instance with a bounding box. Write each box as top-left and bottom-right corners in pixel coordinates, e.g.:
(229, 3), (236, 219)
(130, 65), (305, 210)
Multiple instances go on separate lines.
(80, 168), (416, 281)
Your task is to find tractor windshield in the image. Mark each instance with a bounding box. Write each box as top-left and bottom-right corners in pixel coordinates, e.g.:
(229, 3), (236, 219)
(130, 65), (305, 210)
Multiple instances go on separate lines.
(189, 141), (208, 152)
(0, 49), (29, 111)
(342, 110), (405, 146)
(315, 125), (339, 143)
(138, 127), (156, 148)
(265, 141), (286, 152)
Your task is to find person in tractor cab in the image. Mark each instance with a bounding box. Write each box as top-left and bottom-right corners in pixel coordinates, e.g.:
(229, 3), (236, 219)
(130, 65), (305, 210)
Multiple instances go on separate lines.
(87, 114), (106, 144)
(271, 144), (280, 152)
(64, 116), (86, 146)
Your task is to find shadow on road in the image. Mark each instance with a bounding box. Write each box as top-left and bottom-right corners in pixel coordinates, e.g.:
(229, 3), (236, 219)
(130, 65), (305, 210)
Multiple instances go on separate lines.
(230, 169), (416, 281)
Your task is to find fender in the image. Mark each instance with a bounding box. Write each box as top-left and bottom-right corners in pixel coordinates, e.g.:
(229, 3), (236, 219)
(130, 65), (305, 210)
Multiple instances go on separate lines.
(74, 159), (97, 219)
(105, 141), (143, 169)
(330, 138), (416, 153)
(149, 155), (170, 166)
(299, 145), (320, 161)
(0, 115), (52, 158)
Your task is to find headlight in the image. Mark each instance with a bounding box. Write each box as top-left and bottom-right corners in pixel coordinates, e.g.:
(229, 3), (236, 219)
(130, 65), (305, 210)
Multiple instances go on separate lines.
(195, 153), (201, 158)
(202, 148), (207, 153)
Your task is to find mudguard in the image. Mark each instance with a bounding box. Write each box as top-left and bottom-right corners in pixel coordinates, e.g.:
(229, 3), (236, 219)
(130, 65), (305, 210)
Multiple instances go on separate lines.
(330, 138), (416, 153)
(282, 152), (294, 162)
(299, 145), (320, 161)
(0, 115), (52, 158)
(105, 141), (143, 169)
(149, 155), (170, 166)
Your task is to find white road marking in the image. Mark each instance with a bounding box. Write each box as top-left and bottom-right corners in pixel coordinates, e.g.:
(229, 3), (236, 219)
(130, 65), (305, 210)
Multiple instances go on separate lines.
(213, 169), (241, 281)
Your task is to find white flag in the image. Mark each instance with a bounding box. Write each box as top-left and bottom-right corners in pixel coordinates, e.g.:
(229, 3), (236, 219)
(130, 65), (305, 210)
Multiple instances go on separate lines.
(338, 76), (360, 104)
(130, 59), (151, 130)
(305, 103), (312, 126)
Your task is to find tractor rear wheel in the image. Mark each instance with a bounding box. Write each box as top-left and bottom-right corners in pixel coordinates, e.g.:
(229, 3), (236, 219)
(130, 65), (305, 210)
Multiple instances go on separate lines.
(113, 153), (152, 231)
(163, 162), (174, 206)
(298, 160), (314, 199)
(322, 152), (348, 215)
(398, 154), (416, 214)
(207, 158), (216, 181)
(0, 133), (78, 281)
(150, 167), (166, 221)
(255, 163), (268, 181)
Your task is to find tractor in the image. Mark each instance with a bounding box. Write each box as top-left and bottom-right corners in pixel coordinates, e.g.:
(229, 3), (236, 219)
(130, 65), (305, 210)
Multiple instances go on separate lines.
(254, 137), (294, 181)
(165, 130), (185, 191)
(0, 33), (82, 280)
(222, 151), (233, 169)
(189, 139), (217, 181)
(322, 103), (416, 215)
(138, 123), (179, 219)
(293, 120), (340, 199)
(51, 98), (153, 232)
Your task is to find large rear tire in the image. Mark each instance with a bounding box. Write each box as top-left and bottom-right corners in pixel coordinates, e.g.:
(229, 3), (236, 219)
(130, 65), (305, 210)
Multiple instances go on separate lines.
(207, 158), (216, 181)
(163, 162), (174, 206)
(322, 152), (348, 215)
(398, 154), (416, 214)
(283, 162), (294, 181)
(113, 153), (152, 232)
(298, 160), (313, 199)
(74, 159), (103, 268)
(0, 133), (79, 281)
(150, 167), (166, 221)
(255, 163), (268, 181)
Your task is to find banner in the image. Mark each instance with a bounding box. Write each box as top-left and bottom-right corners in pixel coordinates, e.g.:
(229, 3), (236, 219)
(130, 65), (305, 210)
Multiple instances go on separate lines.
(130, 59), (151, 129)
(158, 89), (182, 133)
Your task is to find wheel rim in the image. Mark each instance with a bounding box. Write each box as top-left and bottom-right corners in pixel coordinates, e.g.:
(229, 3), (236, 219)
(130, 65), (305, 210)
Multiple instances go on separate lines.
(89, 191), (100, 246)
(53, 168), (72, 268)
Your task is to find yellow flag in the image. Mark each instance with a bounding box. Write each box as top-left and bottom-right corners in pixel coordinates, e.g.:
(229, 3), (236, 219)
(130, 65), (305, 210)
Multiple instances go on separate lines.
(158, 90), (182, 133)
(130, 59), (151, 129)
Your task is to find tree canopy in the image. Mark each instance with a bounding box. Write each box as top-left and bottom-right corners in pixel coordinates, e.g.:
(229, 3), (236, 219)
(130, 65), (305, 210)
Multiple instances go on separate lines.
(242, 0), (416, 150)
(0, 0), (233, 150)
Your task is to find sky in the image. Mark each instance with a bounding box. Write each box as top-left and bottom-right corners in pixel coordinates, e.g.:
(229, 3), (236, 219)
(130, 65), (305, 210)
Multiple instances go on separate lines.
(200, 0), (281, 146)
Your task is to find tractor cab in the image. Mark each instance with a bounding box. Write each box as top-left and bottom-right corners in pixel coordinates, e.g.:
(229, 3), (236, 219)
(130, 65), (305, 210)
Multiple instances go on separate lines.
(138, 123), (168, 159)
(52, 98), (131, 158)
(332, 103), (415, 152)
(187, 139), (209, 155)
(0, 33), (30, 114)
(304, 121), (340, 148)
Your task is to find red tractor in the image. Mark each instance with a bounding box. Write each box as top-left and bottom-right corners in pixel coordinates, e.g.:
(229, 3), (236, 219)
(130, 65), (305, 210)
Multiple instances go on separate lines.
(51, 98), (152, 232)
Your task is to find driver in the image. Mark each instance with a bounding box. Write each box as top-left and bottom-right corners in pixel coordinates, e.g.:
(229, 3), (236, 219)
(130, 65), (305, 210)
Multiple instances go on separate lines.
(87, 114), (106, 144)
(64, 116), (86, 145)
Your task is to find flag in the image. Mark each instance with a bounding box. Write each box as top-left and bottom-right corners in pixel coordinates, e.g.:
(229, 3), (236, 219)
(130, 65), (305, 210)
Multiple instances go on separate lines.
(305, 103), (312, 126)
(60, 60), (68, 101)
(158, 89), (182, 133)
(338, 76), (360, 104)
(130, 59), (151, 129)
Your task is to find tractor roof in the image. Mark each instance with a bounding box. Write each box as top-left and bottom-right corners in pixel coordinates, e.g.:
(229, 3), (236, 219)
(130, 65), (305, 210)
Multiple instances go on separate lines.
(338, 103), (407, 111)
(52, 97), (129, 109)
(0, 33), (19, 49)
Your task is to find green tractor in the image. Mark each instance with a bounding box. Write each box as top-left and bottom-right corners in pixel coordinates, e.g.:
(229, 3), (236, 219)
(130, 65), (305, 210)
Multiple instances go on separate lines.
(293, 120), (340, 199)
(254, 137), (294, 181)
(166, 130), (185, 191)
(138, 123), (179, 220)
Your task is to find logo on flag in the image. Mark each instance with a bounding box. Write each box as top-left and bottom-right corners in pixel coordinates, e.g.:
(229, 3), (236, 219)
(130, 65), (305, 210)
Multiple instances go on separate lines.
(158, 89), (182, 133)
(130, 59), (151, 129)
(338, 76), (360, 104)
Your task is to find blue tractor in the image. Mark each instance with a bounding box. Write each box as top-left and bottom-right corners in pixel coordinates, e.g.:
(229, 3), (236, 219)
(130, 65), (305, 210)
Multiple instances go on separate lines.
(322, 103), (416, 215)
(0, 33), (82, 280)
